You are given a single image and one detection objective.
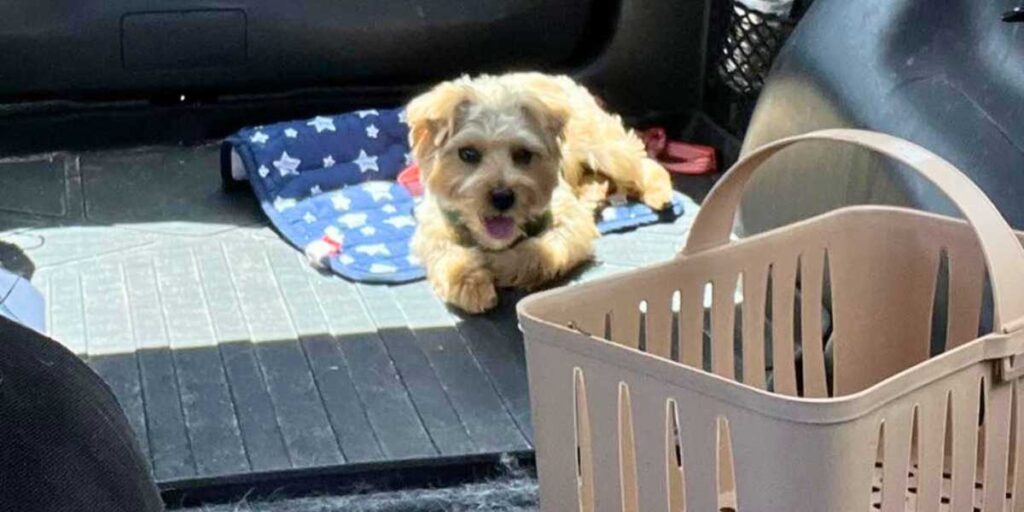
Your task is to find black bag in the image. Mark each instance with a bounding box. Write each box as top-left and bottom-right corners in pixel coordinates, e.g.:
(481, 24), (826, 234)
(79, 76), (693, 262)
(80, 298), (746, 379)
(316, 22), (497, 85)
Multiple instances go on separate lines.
(0, 317), (163, 512)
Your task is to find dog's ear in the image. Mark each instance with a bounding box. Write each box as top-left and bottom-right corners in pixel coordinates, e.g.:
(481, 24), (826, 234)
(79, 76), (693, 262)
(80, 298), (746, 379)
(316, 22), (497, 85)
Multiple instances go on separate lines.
(405, 80), (473, 167)
(519, 91), (570, 152)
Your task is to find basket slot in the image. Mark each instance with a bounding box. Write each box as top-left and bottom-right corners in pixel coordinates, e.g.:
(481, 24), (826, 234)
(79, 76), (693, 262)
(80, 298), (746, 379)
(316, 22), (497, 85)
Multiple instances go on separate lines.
(981, 379), (1013, 512)
(609, 305), (642, 350)
(670, 290), (682, 362)
(679, 276), (707, 369)
(644, 293), (674, 359)
(665, 400), (686, 512)
(944, 243), (985, 352)
(915, 392), (950, 512)
(909, 406), (922, 509)
(741, 263), (769, 390)
(929, 250), (951, 359)
(799, 249), (829, 398)
(1012, 382), (1023, 511)
(711, 275), (739, 380)
(822, 252), (835, 397)
(770, 258), (798, 396)
(678, 408), (718, 512)
(628, 388), (673, 512)
(871, 422), (886, 511)
(949, 377), (983, 512)
(528, 342), (587, 512)
(574, 368), (596, 512)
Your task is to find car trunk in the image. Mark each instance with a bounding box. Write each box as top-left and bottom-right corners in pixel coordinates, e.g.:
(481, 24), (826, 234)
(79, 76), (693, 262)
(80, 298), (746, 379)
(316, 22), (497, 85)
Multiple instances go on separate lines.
(0, 0), (781, 508)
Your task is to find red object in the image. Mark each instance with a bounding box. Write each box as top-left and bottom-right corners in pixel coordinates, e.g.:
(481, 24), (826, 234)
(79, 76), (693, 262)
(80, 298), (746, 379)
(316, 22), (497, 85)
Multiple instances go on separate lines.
(398, 164), (424, 196)
(322, 235), (343, 254)
(638, 127), (717, 175)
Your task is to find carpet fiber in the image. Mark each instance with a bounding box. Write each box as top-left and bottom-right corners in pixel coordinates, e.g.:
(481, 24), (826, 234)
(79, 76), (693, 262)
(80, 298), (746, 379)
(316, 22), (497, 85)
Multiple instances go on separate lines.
(176, 466), (538, 511)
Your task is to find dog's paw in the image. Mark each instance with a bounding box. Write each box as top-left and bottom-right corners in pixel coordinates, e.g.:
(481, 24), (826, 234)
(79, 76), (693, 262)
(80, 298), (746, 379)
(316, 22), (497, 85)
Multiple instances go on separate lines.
(640, 159), (674, 210)
(446, 267), (498, 313)
(642, 187), (673, 211)
(489, 240), (554, 290)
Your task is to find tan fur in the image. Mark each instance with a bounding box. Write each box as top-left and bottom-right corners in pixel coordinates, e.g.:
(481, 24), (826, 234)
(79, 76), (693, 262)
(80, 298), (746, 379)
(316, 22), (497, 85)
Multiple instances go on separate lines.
(506, 72), (674, 210)
(407, 72), (670, 313)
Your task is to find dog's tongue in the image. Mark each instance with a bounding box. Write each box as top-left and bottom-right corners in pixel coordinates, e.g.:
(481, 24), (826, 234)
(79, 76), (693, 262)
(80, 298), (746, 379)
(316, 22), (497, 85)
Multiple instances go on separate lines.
(484, 216), (516, 239)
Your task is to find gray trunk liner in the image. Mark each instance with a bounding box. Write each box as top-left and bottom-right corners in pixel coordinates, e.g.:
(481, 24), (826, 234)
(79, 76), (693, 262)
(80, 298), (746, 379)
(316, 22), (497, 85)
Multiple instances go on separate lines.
(0, 145), (696, 485)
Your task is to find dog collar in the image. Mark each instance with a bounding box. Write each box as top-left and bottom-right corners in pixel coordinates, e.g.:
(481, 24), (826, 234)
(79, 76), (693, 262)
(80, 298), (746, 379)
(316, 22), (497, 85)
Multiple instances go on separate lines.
(442, 209), (552, 250)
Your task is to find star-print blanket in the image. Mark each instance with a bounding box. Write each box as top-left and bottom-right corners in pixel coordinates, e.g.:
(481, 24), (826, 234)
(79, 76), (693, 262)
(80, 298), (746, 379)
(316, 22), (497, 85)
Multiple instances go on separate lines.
(223, 108), (690, 283)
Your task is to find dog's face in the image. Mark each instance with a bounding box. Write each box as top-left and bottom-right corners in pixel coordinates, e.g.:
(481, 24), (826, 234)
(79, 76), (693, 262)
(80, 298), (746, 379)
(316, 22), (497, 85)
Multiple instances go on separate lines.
(406, 76), (569, 250)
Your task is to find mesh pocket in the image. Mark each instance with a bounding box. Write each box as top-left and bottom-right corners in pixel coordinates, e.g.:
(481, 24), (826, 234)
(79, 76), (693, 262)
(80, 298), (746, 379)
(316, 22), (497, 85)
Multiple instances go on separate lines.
(716, 2), (796, 96)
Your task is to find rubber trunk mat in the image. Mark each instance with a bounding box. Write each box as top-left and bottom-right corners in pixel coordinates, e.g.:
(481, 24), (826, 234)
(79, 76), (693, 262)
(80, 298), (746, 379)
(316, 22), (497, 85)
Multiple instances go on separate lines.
(0, 146), (697, 487)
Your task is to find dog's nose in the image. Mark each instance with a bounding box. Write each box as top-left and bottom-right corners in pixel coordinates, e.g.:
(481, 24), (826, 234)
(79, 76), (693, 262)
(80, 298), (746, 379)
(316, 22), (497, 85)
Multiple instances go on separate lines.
(489, 188), (516, 212)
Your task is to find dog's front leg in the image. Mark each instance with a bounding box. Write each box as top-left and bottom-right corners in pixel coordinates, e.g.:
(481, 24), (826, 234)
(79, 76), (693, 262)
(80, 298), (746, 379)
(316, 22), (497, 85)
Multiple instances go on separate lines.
(412, 204), (498, 314)
(488, 188), (598, 290)
(428, 246), (497, 313)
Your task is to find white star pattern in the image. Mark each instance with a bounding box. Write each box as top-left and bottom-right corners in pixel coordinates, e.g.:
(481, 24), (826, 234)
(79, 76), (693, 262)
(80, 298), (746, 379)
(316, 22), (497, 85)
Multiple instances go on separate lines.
(338, 212), (368, 229)
(303, 212), (317, 224)
(323, 155), (335, 168)
(273, 151), (301, 176)
(250, 131), (269, 144)
(360, 226), (376, 236)
(406, 254), (421, 266)
(310, 185), (322, 195)
(352, 150), (379, 173)
(398, 110), (407, 124)
(339, 253), (355, 265)
(363, 182), (393, 202)
(324, 226), (342, 240)
(307, 116), (336, 133)
(404, 152), (414, 166)
(355, 109), (379, 118)
(601, 208), (618, 222)
(258, 165), (270, 178)
(369, 263), (397, 274)
(330, 194), (351, 211)
(355, 244), (390, 257)
(273, 196), (296, 212)
(284, 128), (298, 138)
(365, 124), (379, 139)
(381, 204), (398, 214)
(383, 216), (416, 229)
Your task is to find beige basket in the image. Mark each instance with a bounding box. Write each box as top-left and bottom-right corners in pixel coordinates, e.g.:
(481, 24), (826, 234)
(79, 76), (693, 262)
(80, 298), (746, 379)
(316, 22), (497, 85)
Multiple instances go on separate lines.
(519, 130), (1024, 512)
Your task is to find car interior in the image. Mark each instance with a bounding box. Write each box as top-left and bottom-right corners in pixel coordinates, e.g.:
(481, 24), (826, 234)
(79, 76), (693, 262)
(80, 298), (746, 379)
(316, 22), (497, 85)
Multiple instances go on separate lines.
(1, 0), (1021, 510)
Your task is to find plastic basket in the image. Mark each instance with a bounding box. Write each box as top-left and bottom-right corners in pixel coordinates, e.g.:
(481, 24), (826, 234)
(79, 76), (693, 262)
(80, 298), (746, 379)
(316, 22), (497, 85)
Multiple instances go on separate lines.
(519, 130), (1024, 512)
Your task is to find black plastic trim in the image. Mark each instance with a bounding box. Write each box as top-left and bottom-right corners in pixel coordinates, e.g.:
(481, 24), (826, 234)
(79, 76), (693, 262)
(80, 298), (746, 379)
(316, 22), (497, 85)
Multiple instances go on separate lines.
(160, 451), (535, 509)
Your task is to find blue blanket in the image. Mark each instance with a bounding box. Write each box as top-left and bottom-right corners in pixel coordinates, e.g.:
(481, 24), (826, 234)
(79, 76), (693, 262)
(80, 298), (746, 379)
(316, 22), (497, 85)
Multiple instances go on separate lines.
(224, 108), (687, 283)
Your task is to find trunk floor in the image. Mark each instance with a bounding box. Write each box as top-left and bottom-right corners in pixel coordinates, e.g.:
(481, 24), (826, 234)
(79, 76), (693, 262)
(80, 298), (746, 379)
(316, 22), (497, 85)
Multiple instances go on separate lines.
(0, 145), (700, 485)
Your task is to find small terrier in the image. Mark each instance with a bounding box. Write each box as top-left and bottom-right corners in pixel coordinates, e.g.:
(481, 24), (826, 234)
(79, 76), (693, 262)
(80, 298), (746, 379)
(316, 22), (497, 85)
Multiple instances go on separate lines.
(407, 72), (673, 313)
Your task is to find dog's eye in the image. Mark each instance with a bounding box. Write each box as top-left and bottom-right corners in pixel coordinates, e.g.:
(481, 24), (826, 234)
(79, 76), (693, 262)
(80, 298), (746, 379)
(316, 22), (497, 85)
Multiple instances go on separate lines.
(458, 147), (482, 164)
(511, 148), (534, 167)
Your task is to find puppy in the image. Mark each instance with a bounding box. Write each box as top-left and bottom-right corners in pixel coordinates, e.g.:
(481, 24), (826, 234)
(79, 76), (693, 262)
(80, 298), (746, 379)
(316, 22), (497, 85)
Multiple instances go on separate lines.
(407, 74), (598, 313)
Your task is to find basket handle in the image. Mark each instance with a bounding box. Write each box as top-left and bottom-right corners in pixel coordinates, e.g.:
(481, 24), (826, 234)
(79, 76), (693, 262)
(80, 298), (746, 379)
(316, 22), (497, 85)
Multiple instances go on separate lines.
(682, 129), (1024, 332)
